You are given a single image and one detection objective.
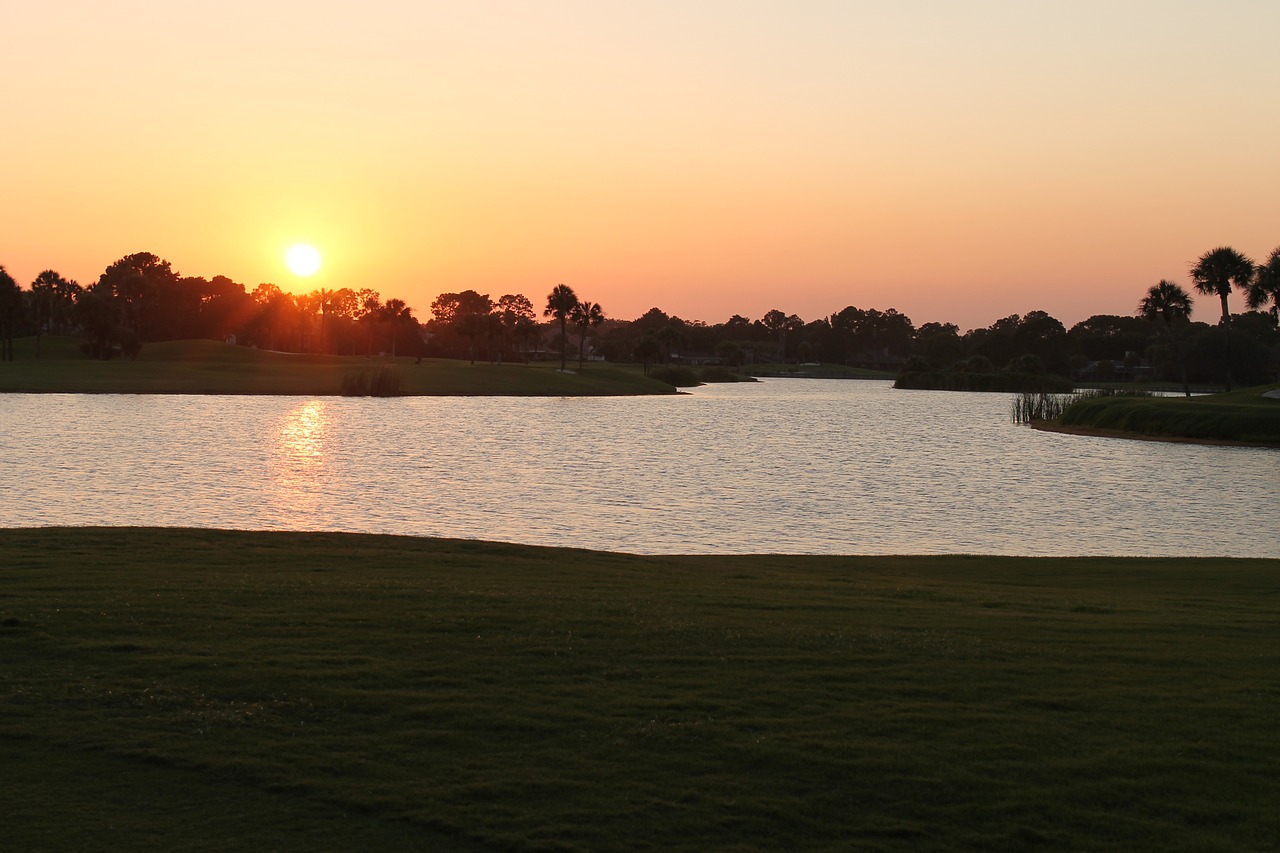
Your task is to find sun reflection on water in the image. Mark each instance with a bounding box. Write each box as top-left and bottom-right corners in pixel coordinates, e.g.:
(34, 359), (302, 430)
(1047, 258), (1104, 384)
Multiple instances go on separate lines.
(278, 400), (328, 464)
(271, 400), (330, 520)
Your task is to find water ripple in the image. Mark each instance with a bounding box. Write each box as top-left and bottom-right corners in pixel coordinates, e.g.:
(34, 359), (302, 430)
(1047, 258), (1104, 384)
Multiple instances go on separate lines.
(1, 382), (1275, 556)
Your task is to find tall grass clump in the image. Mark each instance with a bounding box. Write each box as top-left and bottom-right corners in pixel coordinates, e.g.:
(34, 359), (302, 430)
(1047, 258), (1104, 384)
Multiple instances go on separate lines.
(341, 366), (403, 397)
(1011, 392), (1070, 423)
(1013, 388), (1153, 424)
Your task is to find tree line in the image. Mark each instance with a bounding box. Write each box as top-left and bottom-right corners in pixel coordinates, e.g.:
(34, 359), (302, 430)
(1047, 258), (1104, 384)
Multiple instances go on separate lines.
(1, 245), (1277, 387)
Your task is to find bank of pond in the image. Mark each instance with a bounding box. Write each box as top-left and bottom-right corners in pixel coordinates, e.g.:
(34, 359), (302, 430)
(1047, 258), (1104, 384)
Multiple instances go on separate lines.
(3, 336), (1277, 445)
(1011, 386), (1280, 446)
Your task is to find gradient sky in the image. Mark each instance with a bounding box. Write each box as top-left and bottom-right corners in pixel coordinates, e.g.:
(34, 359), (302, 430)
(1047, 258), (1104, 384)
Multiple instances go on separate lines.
(5, 1), (1278, 331)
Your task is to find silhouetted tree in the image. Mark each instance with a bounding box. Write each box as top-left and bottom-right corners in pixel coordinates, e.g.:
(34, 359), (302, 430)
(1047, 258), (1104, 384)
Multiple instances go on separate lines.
(913, 322), (962, 369)
(570, 300), (605, 369)
(382, 298), (413, 357)
(197, 276), (254, 343)
(544, 284), (578, 370)
(654, 324), (686, 364)
(1248, 247), (1280, 382)
(29, 270), (73, 358)
(633, 334), (661, 376)
(1247, 246), (1280, 324)
(497, 294), (536, 361)
(1066, 315), (1151, 363)
(761, 309), (803, 361)
(73, 286), (123, 359)
(457, 311), (487, 364)
(95, 252), (180, 343)
(716, 339), (744, 367)
(1138, 280), (1194, 396)
(430, 290), (492, 325)
(1190, 246), (1255, 390)
(0, 266), (22, 361)
(349, 289), (378, 354)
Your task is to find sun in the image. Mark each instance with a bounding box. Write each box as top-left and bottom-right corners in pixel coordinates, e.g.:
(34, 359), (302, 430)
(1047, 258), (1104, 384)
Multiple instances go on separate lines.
(286, 244), (322, 277)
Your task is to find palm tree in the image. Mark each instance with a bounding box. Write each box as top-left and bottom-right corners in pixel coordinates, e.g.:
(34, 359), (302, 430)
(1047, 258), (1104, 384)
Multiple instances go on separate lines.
(30, 270), (70, 358)
(654, 324), (686, 364)
(357, 289), (382, 355)
(456, 311), (487, 364)
(382, 298), (412, 357)
(633, 334), (661, 376)
(1189, 246), (1255, 390)
(49, 275), (83, 336)
(1247, 246), (1280, 323)
(544, 284), (578, 371)
(569, 300), (605, 369)
(0, 265), (22, 361)
(1138, 280), (1194, 397)
(1248, 247), (1280, 382)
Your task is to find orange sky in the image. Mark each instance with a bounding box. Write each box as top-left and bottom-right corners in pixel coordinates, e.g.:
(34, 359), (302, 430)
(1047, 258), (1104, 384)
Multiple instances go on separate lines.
(4, 1), (1278, 331)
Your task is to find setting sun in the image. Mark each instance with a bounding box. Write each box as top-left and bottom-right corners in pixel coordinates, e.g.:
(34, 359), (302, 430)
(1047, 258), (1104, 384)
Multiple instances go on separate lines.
(285, 244), (321, 277)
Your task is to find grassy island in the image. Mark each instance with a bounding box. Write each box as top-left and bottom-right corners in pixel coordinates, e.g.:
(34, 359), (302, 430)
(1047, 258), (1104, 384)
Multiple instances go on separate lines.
(0, 337), (676, 397)
(3, 527), (1277, 851)
(1050, 385), (1280, 446)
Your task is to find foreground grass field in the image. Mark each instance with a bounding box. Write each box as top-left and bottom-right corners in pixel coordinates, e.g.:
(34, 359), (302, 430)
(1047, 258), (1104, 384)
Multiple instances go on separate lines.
(2, 529), (1277, 851)
(0, 337), (676, 396)
(1057, 385), (1280, 445)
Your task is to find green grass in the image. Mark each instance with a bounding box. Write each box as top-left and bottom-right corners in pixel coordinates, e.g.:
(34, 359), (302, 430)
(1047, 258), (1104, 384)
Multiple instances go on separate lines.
(1058, 385), (1280, 445)
(0, 337), (676, 396)
(3, 528), (1277, 851)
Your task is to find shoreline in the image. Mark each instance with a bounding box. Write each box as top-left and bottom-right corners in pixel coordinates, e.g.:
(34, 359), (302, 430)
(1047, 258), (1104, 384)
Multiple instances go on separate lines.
(1030, 419), (1279, 449)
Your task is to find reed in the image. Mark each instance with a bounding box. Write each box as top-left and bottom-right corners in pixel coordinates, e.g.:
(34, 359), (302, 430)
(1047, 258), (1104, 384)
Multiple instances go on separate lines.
(340, 366), (404, 396)
(1012, 388), (1154, 424)
(1010, 391), (1069, 423)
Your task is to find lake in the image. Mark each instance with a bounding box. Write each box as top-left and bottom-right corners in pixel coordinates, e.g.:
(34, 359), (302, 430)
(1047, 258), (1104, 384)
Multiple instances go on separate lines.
(2, 380), (1275, 556)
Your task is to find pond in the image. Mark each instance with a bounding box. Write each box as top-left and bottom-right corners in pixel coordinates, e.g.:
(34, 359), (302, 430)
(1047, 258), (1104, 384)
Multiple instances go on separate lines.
(2, 380), (1275, 556)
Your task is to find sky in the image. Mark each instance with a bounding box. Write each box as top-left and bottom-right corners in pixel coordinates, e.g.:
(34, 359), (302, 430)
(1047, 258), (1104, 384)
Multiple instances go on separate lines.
(4, 1), (1278, 332)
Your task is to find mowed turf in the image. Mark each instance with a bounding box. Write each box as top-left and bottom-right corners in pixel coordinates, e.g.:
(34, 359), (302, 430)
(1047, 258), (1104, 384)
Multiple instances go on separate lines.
(2, 528), (1277, 851)
(0, 337), (675, 396)
(1058, 385), (1280, 445)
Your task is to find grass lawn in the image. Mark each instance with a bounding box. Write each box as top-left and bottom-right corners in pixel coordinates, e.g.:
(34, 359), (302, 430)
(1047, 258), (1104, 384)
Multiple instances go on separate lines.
(0, 337), (676, 397)
(1057, 385), (1280, 445)
(2, 528), (1277, 851)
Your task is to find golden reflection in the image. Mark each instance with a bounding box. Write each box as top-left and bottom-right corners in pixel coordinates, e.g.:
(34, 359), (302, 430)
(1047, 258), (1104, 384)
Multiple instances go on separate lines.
(271, 400), (329, 519)
(278, 400), (328, 464)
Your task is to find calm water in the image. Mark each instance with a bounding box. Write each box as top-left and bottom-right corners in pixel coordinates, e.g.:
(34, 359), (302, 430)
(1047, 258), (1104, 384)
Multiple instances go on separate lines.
(2, 380), (1276, 556)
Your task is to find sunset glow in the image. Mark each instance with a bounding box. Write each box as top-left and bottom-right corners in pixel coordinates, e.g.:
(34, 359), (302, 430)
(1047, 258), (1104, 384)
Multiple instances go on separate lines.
(4, 2), (1279, 330)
